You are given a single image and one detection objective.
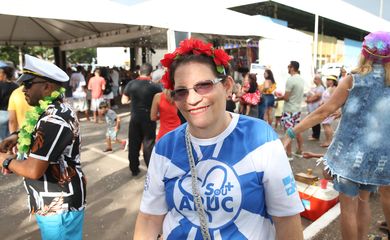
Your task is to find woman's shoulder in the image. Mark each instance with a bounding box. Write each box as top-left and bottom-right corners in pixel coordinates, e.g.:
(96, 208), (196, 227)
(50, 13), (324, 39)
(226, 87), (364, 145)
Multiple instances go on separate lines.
(154, 124), (186, 152)
(236, 115), (278, 142)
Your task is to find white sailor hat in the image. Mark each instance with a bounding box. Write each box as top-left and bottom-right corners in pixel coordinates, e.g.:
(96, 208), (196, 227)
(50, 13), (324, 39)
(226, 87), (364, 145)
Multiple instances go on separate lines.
(18, 54), (69, 83)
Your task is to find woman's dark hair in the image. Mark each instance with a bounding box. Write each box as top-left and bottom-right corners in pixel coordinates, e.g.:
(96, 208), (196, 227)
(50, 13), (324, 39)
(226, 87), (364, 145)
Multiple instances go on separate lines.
(264, 69), (275, 84)
(0, 66), (14, 80)
(247, 73), (257, 93)
(169, 54), (230, 86)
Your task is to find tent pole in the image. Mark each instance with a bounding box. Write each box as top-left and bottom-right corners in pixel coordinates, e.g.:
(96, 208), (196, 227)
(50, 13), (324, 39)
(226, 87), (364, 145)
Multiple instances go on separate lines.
(53, 47), (67, 71)
(18, 47), (23, 71)
(313, 14), (319, 72)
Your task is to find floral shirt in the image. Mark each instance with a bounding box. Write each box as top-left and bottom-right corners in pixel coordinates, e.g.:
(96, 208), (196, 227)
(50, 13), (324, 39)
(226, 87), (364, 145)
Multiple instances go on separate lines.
(25, 101), (86, 215)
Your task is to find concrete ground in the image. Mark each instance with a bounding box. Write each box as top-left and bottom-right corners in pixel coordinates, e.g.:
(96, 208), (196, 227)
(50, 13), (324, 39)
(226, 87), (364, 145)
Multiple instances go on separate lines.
(0, 106), (387, 239)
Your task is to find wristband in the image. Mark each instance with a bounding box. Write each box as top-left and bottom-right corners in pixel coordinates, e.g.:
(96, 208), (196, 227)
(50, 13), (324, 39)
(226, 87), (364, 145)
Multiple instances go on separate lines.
(9, 131), (19, 136)
(2, 157), (14, 170)
(286, 127), (296, 139)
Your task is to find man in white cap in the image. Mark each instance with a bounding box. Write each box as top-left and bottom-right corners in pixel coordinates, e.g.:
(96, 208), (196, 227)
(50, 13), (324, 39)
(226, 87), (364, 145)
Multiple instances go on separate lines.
(0, 55), (86, 240)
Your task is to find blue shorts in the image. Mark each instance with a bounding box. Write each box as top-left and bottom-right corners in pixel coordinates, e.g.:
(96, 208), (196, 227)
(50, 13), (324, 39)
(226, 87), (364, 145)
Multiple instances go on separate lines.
(106, 127), (118, 140)
(35, 210), (85, 240)
(333, 176), (378, 197)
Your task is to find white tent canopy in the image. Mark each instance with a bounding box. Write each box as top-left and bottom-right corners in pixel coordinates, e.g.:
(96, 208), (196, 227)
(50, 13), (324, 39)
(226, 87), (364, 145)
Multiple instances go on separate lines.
(0, 0), (311, 50)
(0, 0), (153, 48)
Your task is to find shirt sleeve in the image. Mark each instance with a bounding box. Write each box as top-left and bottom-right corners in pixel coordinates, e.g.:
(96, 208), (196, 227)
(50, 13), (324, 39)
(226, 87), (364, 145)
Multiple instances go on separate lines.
(29, 116), (73, 162)
(140, 149), (168, 215)
(285, 78), (294, 92)
(123, 81), (133, 97)
(262, 139), (304, 217)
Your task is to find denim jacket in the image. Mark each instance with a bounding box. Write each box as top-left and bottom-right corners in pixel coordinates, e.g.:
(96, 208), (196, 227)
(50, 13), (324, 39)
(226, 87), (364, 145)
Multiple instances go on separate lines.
(324, 64), (390, 185)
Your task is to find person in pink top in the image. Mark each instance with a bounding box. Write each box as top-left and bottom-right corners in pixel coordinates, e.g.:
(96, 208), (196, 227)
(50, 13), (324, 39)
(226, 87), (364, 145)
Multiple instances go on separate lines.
(150, 89), (181, 141)
(88, 68), (106, 123)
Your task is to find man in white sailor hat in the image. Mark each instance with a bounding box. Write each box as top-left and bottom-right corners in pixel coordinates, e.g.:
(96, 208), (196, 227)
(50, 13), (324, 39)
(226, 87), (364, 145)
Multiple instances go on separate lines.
(0, 55), (87, 240)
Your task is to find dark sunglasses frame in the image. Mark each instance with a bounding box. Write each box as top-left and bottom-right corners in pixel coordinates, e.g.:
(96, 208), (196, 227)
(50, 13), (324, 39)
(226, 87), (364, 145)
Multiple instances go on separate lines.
(22, 80), (47, 89)
(171, 78), (223, 101)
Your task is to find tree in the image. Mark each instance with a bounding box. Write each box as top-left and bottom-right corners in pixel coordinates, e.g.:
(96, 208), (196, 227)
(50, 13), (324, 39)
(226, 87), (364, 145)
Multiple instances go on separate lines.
(67, 48), (96, 64)
(0, 46), (97, 68)
(0, 46), (53, 68)
(0, 46), (20, 66)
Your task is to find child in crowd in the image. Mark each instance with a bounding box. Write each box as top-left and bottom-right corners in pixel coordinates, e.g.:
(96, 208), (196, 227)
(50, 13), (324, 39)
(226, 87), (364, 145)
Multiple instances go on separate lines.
(98, 102), (122, 152)
(239, 73), (260, 115)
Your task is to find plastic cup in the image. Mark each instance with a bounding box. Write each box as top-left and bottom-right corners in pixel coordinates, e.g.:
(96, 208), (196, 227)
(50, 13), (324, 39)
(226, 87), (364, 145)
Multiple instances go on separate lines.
(320, 179), (328, 189)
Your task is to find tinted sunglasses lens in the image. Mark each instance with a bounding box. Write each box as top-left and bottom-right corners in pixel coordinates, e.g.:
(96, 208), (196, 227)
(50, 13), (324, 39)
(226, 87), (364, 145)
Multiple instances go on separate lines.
(172, 89), (189, 101)
(23, 81), (33, 89)
(194, 81), (214, 94)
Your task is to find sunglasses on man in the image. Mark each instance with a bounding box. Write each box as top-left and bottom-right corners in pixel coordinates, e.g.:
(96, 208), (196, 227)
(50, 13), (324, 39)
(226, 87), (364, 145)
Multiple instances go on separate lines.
(22, 79), (47, 89)
(170, 78), (223, 101)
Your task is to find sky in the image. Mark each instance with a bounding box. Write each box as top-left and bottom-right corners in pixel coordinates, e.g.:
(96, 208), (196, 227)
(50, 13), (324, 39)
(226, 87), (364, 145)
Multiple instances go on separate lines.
(343, 0), (390, 20)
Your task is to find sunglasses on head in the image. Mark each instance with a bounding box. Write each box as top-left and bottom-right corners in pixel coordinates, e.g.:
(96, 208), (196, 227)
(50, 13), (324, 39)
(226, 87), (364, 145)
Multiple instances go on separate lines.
(22, 79), (47, 89)
(171, 78), (223, 101)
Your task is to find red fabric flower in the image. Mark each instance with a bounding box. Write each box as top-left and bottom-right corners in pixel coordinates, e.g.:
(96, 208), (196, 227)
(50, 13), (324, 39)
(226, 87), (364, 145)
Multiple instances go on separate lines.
(213, 48), (231, 67)
(177, 39), (194, 55)
(160, 38), (232, 86)
(160, 53), (176, 68)
(161, 70), (173, 90)
(192, 39), (213, 56)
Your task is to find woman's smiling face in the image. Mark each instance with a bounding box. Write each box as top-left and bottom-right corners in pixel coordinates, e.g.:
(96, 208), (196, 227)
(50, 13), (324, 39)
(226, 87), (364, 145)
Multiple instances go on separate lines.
(173, 62), (229, 137)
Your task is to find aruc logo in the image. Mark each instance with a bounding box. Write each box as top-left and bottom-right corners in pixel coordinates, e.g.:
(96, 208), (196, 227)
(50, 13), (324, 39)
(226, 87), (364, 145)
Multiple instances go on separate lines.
(173, 160), (242, 228)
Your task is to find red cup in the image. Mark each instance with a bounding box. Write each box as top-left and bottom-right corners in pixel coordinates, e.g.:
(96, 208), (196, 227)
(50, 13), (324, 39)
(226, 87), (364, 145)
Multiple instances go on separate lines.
(320, 179), (328, 189)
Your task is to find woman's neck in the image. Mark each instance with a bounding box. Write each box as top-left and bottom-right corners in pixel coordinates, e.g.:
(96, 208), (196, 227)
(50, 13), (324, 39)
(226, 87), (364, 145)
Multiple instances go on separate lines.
(189, 112), (232, 139)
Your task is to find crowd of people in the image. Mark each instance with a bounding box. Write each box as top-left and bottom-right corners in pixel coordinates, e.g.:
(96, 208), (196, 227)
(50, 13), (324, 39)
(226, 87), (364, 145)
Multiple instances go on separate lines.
(0, 31), (389, 240)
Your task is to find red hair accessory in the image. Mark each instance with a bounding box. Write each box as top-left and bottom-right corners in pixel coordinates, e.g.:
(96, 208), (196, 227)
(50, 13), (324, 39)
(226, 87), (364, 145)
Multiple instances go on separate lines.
(160, 38), (232, 90)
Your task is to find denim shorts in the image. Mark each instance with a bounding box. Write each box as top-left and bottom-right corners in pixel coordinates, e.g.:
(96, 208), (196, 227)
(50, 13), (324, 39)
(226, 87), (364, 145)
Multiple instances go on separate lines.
(333, 176), (378, 197)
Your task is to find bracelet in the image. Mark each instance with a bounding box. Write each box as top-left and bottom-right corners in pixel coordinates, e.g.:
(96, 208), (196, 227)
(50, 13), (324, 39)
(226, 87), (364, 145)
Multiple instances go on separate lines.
(9, 131), (19, 136)
(2, 156), (14, 170)
(286, 128), (296, 139)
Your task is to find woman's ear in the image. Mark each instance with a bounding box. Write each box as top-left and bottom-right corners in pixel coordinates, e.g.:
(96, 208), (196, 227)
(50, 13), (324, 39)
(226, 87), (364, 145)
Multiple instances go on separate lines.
(223, 76), (234, 96)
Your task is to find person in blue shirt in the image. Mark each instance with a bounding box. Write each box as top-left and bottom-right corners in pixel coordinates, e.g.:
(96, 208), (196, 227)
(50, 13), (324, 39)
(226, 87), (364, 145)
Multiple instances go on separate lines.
(134, 38), (303, 240)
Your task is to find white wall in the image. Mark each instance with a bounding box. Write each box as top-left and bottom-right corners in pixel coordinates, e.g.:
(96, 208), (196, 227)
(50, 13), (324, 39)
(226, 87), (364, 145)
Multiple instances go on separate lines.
(151, 49), (167, 68)
(258, 38), (314, 93)
(96, 47), (130, 67)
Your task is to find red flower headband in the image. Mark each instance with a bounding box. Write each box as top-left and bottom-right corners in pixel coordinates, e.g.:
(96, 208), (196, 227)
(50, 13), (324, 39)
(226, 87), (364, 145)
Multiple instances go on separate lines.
(160, 38), (232, 90)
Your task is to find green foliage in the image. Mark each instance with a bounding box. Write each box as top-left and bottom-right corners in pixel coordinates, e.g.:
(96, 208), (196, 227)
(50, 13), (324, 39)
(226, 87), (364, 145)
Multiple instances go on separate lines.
(0, 46), (53, 67)
(67, 48), (96, 64)
(0, 46), (21, 65)
(0, 45), (96, 66)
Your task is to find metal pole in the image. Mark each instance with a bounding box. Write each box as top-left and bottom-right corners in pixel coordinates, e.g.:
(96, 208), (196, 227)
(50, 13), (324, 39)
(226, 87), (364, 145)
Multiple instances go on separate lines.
(313, 14), (319, 72)
(379, 0), (384, 18)
(18, 47), (23, 71)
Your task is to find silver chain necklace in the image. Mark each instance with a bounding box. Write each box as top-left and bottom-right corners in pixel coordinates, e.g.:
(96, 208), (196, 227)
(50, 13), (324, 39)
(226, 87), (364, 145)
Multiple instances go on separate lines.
(185, 127), (211, 240)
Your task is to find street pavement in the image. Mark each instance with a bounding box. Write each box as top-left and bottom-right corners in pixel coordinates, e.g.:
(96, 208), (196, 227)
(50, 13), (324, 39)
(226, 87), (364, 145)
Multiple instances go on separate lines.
(0, 106), (387, 239)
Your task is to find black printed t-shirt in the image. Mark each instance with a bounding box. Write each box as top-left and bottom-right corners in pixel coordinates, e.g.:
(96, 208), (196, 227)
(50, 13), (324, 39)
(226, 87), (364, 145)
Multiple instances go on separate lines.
(24, 101), (86, 214)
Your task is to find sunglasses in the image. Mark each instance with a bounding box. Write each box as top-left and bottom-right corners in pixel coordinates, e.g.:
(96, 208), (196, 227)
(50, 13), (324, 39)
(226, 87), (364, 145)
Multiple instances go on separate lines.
(23, 80), (47, 89)
(171, 78), (223, 101)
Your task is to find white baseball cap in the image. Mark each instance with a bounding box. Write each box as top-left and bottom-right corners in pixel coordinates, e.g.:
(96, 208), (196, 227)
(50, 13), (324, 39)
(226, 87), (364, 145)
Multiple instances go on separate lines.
(18, 54), (69, 83)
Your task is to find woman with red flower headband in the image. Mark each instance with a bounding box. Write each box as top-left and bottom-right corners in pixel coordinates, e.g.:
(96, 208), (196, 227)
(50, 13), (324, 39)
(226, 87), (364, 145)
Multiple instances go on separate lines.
(283, 31), (390, 240)
(134, 38), (304, 240)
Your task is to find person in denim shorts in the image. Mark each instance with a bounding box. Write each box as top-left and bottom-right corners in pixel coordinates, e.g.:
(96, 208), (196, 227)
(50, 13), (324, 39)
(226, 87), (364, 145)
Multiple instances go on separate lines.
(283, 31), (390, 240)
